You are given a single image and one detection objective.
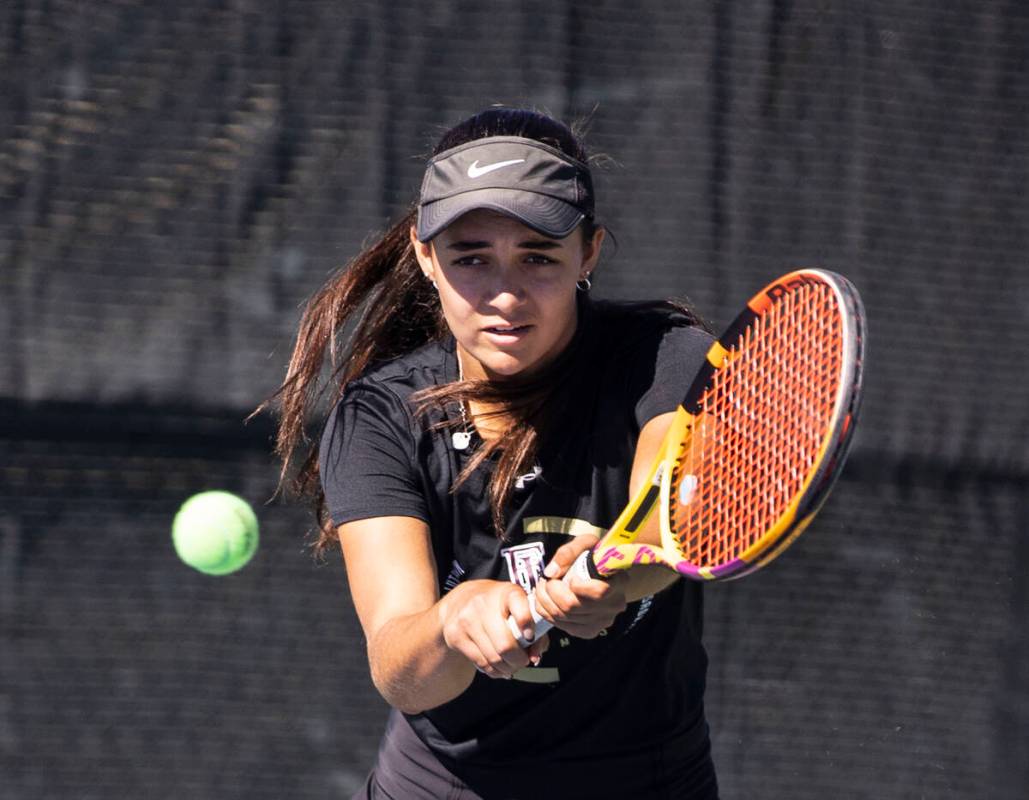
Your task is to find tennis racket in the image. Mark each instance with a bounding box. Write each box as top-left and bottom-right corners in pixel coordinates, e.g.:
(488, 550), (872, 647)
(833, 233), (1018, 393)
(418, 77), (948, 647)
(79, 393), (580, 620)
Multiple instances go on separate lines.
(508, 268), (865, 646)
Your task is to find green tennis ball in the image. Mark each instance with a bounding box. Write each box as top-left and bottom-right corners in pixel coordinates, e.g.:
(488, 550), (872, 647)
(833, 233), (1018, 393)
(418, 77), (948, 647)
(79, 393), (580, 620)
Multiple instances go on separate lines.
(172, 491), (259, 575)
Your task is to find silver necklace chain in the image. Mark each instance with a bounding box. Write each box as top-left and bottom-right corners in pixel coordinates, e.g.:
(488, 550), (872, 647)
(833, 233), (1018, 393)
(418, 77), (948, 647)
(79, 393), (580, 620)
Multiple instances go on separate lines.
(452, 353), (473, 451)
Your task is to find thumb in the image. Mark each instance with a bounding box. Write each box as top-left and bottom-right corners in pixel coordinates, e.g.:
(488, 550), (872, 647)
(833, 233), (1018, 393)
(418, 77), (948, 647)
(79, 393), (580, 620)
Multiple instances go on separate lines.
(543, 533), (599, 579)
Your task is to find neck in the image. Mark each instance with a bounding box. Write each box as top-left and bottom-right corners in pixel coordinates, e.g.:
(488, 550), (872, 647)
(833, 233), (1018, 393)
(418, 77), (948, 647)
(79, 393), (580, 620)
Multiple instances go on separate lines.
(456, 349), (507, 442)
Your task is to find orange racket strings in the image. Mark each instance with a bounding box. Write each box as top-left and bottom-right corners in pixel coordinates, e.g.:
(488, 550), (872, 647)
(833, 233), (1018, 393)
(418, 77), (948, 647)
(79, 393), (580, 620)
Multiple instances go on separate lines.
(669, 282), (844, 568)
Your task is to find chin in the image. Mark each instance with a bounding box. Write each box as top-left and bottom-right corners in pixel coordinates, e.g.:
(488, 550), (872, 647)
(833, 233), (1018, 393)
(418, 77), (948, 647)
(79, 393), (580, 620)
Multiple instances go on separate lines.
(481, 356), (533, 380)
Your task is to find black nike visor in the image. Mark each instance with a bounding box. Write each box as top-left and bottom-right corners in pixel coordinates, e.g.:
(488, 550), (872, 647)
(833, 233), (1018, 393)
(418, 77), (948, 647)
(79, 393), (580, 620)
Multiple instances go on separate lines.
(416, 136), (595, 242)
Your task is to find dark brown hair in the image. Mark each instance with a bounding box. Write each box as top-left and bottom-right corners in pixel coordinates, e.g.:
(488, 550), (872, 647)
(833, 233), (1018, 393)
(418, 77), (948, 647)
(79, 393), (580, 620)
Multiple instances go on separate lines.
(259, 108), (605, 554)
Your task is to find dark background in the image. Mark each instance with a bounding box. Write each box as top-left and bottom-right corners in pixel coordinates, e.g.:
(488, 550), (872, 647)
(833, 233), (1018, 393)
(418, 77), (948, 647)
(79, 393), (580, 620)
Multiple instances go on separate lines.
(3, 1), (1027, 798)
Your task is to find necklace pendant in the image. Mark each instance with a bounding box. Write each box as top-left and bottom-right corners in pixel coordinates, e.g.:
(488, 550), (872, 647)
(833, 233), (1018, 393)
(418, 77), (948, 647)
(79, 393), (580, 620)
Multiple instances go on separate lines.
(451, 430), (472, 451)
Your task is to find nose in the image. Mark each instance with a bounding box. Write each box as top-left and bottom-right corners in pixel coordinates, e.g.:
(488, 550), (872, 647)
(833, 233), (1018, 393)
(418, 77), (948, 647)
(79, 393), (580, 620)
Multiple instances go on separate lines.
(485, 265), (526, 312)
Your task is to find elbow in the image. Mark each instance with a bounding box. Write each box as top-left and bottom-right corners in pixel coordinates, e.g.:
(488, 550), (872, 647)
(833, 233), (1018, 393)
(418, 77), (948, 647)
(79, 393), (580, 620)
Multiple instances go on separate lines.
(394, 698), (431, 715)
(369, 656), (473, 714)
(368, 653), (431, 714)
(370, 670), (434, 715)
(369, 662), (408, 711)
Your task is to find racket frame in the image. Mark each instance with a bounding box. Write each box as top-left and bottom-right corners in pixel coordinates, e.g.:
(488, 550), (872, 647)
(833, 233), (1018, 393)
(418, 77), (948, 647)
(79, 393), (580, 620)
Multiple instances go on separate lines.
(589, 268), (865, 581)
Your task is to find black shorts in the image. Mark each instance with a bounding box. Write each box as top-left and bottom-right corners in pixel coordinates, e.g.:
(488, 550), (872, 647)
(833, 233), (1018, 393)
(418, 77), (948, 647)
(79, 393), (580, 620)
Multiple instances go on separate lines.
(352, 709), (719, 800)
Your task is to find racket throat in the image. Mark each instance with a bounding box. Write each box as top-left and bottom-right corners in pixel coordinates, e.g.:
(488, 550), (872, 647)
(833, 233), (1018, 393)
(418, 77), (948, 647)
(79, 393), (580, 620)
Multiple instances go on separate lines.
(625, 478), (662, 533)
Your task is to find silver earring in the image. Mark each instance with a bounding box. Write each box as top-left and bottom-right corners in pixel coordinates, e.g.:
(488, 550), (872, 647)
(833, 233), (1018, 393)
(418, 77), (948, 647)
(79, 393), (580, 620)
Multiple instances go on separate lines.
(576, 274), (592, 292)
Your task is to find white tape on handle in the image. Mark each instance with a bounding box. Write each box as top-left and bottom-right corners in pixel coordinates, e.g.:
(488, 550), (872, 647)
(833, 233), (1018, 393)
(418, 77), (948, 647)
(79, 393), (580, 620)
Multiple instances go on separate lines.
(505, 550), (593, 648)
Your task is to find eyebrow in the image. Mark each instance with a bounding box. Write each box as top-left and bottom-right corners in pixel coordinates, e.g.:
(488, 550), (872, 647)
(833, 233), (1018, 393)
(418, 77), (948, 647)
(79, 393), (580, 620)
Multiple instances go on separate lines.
(445, 238), (563, 252)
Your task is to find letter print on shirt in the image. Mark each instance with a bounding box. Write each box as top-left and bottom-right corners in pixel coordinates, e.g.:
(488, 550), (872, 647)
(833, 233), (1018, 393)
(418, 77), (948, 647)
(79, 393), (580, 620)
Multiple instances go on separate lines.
(501, 542), (546, 594)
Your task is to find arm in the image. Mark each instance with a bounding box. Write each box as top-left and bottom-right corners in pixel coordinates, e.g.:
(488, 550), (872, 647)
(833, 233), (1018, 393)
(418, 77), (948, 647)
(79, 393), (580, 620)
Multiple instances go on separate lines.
(339, 516), (548, 713)
(531, 410), (679, 637)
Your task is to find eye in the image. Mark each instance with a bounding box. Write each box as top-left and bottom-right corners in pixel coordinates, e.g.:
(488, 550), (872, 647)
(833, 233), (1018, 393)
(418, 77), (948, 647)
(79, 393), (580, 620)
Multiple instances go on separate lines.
(524, 253), (558, 265)
(452, 254), (488, 267)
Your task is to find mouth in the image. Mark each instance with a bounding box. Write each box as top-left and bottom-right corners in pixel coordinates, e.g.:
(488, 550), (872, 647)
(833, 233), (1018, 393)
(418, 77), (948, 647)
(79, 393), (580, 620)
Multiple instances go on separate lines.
(482, 323), (533, 344)
(484, 324), (532, 335)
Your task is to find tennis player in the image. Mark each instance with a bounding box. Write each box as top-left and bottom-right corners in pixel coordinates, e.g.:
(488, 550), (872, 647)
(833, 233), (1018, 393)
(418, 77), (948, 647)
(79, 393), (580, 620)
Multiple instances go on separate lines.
(271, 108), (720, 799)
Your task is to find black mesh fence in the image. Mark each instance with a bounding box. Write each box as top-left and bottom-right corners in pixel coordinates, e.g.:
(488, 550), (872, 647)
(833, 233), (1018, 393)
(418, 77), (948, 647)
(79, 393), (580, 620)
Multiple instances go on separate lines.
(2, 1), (1027, 797)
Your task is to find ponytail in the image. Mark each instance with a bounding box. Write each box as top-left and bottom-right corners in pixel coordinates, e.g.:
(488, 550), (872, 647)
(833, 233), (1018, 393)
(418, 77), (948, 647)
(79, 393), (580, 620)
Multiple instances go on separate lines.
(256, 209), (445, 552)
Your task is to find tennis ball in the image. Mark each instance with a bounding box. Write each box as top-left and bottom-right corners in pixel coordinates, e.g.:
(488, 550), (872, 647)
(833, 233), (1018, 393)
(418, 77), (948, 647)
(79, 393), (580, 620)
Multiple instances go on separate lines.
(172, 491), (259, 575)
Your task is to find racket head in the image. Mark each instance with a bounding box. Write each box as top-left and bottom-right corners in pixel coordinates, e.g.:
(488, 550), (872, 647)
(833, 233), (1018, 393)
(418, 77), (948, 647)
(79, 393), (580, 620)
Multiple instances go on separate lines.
(589, 268), (864, 581)
(661, 268), (865, 580)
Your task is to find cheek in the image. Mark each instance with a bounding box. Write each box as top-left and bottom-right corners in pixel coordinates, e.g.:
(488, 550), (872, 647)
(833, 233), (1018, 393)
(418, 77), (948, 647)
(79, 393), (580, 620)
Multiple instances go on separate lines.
(532, 273), (579, 312)
(515, 262), (576, 297)
(439, 273), (479, 304)
(435, 283), (477, 328)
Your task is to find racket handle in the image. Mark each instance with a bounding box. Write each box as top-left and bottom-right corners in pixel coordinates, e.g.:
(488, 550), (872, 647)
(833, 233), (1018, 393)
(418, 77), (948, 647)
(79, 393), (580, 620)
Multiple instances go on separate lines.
(505, 550), (596, 648)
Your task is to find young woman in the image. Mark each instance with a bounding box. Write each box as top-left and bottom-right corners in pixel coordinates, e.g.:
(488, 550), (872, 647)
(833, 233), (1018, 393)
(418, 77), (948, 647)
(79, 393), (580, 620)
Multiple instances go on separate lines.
(271, 108), (720, 799)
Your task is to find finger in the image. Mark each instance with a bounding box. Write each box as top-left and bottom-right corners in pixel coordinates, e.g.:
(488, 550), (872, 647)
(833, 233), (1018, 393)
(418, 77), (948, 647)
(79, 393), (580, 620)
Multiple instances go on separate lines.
(565, 564), (625, 596)
(505, 585), (538, 644)
(527, 634), (549, 667)
(604, 571), (631, 600)
(452, 611), (515, 679)
(485, 625), (530, 675)
(537, 575), (583, 618)
(464, 641), (509, 680)
(566, 573), (616, 600)
(554, 575), (628, 625)
(556, 592), (624, 635)
(481, 588), (533, 670)
(484, 616), (531, 673)
(475, 634), (517, 679)
(530, 577), (566, 623)
(569, 584), (628, 622)
(543, 533), (599, 579)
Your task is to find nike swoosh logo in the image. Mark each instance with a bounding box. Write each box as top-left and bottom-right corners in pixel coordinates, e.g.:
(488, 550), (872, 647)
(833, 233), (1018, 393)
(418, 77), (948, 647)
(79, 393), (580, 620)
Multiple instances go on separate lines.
(467, 158), (526, 178)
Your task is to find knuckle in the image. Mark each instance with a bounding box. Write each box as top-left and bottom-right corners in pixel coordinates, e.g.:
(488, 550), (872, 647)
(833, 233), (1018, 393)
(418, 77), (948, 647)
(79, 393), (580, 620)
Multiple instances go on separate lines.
(508, 587), (529, 609)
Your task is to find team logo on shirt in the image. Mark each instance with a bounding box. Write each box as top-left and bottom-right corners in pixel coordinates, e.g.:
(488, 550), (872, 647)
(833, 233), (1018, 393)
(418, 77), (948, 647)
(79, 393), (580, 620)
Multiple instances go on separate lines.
(514, 465), (542, 490)
(500, 541), (546, 594)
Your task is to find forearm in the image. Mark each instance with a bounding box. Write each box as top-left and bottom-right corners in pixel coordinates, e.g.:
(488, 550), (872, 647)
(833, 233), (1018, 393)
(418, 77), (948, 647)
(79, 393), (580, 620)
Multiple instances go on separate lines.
(623, 563), (678, 602)
(367, 602), (476, 714)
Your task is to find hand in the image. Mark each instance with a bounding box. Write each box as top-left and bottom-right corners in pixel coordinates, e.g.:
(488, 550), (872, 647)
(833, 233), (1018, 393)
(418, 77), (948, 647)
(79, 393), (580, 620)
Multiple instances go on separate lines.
(438, 580), (549, 680)
(532, 534), (628, 639)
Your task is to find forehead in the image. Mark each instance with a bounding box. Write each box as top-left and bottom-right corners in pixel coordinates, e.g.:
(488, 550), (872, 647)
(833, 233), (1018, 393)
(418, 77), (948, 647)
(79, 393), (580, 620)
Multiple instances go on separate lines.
(438, 209), (564, 243)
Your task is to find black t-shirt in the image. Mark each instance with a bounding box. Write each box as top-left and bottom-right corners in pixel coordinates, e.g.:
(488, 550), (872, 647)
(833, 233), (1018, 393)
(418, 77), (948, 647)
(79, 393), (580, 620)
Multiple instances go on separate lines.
(320, 298), (714, 772)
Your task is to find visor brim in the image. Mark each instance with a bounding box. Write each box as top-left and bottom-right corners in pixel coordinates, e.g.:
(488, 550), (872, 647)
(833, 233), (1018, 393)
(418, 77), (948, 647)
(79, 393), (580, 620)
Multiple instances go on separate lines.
(416, 188), (585, 242)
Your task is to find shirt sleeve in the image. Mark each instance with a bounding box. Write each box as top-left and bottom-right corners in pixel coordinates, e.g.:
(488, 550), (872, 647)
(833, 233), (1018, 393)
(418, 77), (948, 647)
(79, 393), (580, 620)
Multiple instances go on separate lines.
(319, 382), (430, 527)
(633, 324), (714, 427)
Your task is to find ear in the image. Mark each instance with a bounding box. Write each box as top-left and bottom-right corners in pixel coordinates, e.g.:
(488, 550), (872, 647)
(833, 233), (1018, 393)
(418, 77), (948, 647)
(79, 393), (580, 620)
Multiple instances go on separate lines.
(410, 226), (436, 282)
(579, 226), (606, 279)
